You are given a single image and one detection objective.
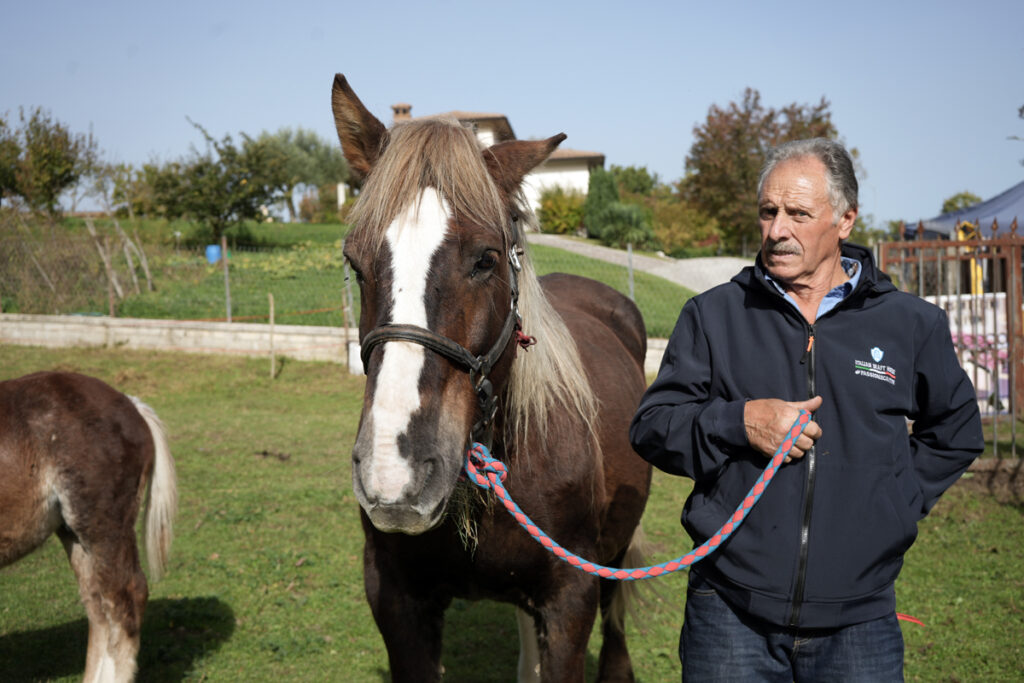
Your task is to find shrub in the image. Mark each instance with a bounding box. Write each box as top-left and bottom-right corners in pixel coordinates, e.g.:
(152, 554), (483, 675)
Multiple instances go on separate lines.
(583, 167), (619, 241)
(598, 201), (655, 249)
(537, 186), (585, 234)
(650, 197), (720, 256)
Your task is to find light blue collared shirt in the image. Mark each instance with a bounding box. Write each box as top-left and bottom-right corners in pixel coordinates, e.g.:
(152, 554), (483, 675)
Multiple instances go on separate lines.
(765, 256), (861, 320)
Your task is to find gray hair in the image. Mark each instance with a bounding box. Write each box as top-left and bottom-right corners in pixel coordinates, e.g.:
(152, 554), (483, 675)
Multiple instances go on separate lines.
(758, 138), (858, 219)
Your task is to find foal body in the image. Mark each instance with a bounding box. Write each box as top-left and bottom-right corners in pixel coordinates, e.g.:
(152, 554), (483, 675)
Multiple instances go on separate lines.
(0, 371), (177, 683)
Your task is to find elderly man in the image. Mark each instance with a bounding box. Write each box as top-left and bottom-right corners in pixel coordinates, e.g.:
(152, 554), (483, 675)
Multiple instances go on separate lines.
(630, 138), (983, 681)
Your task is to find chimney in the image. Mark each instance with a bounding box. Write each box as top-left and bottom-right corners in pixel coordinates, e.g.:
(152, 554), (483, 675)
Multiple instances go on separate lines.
(391, 103), (412, 122)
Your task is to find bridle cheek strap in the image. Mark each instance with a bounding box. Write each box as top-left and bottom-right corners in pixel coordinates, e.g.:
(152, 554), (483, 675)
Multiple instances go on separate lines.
(358, 241), (525, 447)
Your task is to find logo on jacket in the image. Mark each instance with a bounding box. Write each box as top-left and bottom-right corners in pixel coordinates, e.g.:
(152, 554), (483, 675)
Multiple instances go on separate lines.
(855, 347), (895, 386)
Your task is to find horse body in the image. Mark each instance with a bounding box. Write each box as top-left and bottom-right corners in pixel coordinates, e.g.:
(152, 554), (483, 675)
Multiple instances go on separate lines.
(334, 73), (651, 682)
(0, 371), (177, 683)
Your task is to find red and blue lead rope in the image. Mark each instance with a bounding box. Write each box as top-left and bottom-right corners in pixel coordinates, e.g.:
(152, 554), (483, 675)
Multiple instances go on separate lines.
(463, 410), (812, 580)
(462, 409), (924, 625)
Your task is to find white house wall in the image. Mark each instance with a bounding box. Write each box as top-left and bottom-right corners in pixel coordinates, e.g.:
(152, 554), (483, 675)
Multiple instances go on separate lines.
(522, 164), (592, 212)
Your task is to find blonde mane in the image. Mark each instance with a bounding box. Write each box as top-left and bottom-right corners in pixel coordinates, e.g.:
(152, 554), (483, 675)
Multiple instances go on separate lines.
(347, 117), (598, 452)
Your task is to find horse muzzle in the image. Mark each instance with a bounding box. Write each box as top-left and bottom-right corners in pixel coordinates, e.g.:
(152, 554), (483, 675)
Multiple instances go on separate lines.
(359, 497), (448, 535)
(352, 449), (453, 535)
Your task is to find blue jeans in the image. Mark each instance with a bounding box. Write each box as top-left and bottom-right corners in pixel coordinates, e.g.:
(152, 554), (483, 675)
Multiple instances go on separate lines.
(680, 573), (904, 682)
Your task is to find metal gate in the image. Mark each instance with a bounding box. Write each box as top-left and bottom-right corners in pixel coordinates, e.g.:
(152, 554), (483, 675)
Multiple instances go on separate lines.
(879, 226), (1023, 458)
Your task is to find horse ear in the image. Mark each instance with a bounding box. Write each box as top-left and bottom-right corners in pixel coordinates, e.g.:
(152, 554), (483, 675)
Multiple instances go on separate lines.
(331, 74), (387, 179)
(484, 134), (567, 195)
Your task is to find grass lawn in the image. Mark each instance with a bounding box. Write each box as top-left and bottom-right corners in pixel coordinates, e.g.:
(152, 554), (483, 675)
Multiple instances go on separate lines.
(85, 226), (691, 337)
(1, 340), (1020, 679)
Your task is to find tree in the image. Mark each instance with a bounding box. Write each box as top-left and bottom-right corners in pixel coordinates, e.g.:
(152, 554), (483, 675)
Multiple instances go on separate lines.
(609, 165), (657, 197)
(169, 120), (278, 242)
(648, 185), (720, 256)
(0, 107), (99, 214)
(941, 191), (982, 215)
(847, 215), (896, 248)
(251, 128), (349, 221)
(583, 166), (620, 240)
(0, 116), (18, 206)
(682, 88), (849, 255)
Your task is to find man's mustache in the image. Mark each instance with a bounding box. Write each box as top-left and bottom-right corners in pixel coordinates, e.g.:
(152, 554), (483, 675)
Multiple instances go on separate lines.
(766, 240), (802, 256)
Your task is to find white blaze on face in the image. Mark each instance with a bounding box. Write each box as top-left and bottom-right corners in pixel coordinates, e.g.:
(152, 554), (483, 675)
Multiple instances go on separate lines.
(367, 188), (451, 502)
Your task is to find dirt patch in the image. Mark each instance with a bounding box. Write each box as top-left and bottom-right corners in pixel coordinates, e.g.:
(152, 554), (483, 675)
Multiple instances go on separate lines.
(957, 459), (1024, 505)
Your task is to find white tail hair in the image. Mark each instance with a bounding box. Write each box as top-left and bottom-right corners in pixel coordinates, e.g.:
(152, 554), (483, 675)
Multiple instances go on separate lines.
(130, 397), (177, 580)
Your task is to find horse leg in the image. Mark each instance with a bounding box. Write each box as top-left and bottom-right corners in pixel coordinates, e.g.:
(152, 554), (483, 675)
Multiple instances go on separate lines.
(516, 607), (542, 681)
(529, 571), (600, 682)
(58, 528), (148, 683)
(363, 542), (447, 683)
(596, 576), (636, 682)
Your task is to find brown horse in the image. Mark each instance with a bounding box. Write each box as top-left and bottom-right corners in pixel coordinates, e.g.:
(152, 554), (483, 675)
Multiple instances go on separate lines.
(333, 74), (652, 682)
(0, 371), (177, 683)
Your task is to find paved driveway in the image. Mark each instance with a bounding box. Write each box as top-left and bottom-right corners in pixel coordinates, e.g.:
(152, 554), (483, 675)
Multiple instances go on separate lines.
(525, 233), (751, 294)
(525, 233), (753, 374)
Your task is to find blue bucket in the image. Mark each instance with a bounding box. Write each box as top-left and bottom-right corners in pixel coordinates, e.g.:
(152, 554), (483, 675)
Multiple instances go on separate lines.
(205, 244), (221, 264)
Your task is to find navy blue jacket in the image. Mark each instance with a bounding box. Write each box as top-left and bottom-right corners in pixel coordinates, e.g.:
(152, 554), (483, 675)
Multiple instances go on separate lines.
(630, 244), (983, 629)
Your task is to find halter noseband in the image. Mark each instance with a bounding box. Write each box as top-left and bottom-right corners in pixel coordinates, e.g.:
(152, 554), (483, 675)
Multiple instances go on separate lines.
(359, 229), (525, 447)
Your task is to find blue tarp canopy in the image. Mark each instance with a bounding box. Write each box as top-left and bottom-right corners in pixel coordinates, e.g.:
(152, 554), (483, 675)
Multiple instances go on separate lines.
(905, 178), (1024, 239)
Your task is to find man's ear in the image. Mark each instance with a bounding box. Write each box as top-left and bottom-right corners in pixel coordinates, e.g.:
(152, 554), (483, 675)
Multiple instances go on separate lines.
(331, 74), (387, 180)
(483, 134), (567, 196)
(837, 206), (858, 240)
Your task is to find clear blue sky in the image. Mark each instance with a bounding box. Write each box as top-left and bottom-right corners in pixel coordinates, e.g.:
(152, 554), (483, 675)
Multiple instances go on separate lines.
(3, 0), (1022, 226)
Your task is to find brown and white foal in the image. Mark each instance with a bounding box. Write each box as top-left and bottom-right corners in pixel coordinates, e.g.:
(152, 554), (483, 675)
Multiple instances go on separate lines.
(0, 371), (177, 682)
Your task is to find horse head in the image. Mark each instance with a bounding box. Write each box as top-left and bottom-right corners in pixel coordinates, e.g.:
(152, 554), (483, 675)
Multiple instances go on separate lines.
(332, 74), (565, 534)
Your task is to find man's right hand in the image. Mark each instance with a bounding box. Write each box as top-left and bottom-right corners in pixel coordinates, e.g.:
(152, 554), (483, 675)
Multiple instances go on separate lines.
(744, 396), (823, 463)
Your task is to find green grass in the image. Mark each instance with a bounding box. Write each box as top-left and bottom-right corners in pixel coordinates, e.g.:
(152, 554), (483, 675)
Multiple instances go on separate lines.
(116, 242), (350, 326)
(0, 346), (1021, 680)
(99, 231), (690, 336)
(529, 243), (693, 338)
(983, 415), (1024, 458)
(59, 217), (348, 248)
(11, 216), (689, 335)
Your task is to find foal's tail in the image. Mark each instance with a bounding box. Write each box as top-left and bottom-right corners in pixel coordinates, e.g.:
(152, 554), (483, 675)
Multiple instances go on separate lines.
(131, 397), (178, 581)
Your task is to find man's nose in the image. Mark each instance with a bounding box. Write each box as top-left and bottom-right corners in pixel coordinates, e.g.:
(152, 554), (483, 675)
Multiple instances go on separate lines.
(766, 214), (791, 240)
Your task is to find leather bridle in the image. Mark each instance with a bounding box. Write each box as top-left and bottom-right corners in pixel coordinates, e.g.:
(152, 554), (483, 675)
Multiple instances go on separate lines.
(359, 232), (526, 448)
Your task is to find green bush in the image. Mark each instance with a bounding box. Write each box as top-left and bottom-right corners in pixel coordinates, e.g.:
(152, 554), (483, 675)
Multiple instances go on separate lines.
(583, 167), (619, 241)
(650, 197), (720, 256)
(537, 187), (585, 234)
(597, 201), (655, 249)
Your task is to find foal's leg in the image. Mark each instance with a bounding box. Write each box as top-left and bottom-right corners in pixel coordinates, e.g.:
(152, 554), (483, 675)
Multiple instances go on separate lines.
(58, 528), (148, 683)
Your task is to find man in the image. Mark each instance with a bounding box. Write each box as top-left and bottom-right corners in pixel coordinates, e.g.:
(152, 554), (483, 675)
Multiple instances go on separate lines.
(630, 138), (983, 681)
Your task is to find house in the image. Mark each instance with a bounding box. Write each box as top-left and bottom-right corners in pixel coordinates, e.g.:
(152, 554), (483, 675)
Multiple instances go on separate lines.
(391, 104), (604, 212)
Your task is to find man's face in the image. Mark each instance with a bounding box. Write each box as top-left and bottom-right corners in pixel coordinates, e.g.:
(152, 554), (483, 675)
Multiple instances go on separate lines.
(758, 156), (856, 288)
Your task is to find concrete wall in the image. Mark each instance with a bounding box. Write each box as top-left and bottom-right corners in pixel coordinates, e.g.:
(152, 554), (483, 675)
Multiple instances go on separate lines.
(0, 313), (356, 365)
(0, 314), (667, 376)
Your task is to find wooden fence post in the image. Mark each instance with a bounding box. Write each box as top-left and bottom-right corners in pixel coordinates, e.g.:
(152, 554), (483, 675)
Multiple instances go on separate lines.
(221, 234), (232, 323)
(269, 292), (276, 379)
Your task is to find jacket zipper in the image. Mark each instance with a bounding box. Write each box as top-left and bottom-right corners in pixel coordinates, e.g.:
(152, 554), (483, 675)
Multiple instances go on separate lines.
(789, 323), (817, 627)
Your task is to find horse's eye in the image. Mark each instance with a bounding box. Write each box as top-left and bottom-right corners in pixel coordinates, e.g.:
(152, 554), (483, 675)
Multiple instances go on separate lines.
(474, 251), (499, 273)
